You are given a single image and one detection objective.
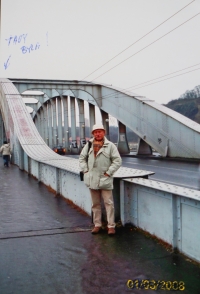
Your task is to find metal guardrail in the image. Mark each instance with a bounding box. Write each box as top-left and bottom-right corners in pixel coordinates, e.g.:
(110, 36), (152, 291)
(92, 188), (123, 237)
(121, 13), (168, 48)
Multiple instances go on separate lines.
(121, 178), (200, 263)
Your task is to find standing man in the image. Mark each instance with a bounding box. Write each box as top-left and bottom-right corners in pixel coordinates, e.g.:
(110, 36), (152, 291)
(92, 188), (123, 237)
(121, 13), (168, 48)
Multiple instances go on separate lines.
(0, 140), (11, 167)
(79, 124), (122, 235)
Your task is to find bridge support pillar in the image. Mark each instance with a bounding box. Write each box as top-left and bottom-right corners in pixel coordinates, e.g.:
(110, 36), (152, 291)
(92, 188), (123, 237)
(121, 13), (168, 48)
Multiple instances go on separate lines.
(89, 104), (95, 134)
(57, 97), (63, 146)
(101, 110), (110, 140)
(43, 103), (48, 145)
(40, 109), (44, 140)
(117, 121), (130, 154)
(77, 99), (86, 152)
(70, 97), (79, 154)
(47, 102), (53, 148)
(38, 111), (42, 137)
(62, 96), (70, 152)
(137, 138), (152, 155)
(52, 99), (57, 147)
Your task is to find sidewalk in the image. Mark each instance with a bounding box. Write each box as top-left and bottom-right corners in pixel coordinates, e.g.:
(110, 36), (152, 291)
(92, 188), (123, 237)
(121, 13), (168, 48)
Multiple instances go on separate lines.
(0, 163), (199, 294)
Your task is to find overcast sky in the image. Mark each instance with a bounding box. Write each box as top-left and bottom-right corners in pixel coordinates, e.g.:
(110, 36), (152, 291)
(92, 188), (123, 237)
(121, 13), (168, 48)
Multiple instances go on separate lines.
(1, 0), (200, 104)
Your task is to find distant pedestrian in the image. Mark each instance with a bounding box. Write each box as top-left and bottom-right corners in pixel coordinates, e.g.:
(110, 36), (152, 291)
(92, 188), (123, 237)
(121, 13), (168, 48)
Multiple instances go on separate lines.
(79, 124), (122, 235)
(0, 140), (11, 167)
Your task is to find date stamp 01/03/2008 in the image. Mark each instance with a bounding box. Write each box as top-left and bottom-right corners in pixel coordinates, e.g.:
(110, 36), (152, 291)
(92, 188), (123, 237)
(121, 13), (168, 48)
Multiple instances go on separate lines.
(127, 279), (185, 291)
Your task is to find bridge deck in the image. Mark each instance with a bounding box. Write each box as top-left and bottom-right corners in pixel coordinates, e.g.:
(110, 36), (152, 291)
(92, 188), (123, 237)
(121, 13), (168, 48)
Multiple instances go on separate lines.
(0, 164), (199, 294)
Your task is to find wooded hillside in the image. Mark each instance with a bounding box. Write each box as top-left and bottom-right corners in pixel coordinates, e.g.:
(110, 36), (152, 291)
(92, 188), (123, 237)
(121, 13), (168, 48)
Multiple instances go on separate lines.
(164, 85), (200, 123)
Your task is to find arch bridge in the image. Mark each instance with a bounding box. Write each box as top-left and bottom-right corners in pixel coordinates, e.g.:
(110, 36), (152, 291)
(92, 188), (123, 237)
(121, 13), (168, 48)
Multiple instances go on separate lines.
(3, 78), (200, 159)
(1, 78), (200, 263)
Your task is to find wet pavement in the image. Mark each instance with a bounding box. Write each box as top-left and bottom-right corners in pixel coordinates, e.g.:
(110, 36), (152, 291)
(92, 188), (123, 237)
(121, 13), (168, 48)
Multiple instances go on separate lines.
(0, 163), (200, 294)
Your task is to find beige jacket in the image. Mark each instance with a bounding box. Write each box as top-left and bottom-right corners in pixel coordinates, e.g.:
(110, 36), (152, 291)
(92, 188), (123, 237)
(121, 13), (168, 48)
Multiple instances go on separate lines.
(79, 137), (122, 190)
(0, 143), (11, 155)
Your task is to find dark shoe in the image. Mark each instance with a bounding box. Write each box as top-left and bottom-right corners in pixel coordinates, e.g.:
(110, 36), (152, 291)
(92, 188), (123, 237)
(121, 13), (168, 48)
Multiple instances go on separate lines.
(108, 228), (115, 235)
(91, 227), (101, 234)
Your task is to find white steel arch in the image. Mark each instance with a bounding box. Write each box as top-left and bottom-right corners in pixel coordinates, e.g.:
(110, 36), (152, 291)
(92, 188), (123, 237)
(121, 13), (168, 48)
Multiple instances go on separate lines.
(11, 78), (200, 158)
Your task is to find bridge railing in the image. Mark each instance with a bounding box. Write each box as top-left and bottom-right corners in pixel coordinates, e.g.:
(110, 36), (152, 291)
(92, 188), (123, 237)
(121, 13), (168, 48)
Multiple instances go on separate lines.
(120, 178), (200, 263)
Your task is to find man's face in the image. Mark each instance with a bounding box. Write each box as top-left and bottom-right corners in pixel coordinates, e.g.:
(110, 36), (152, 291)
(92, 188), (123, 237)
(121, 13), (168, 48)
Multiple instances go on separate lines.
(93, 129), (105, 141)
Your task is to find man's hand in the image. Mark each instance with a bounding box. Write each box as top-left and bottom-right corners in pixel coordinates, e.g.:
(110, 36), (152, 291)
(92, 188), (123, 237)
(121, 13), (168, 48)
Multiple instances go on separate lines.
(104, 173), (110, 177)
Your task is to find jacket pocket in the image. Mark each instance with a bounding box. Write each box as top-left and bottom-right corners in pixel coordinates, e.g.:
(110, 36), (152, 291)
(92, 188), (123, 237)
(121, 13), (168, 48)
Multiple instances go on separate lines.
(98, 175), (113, 190)
(84, 172), (90, 187)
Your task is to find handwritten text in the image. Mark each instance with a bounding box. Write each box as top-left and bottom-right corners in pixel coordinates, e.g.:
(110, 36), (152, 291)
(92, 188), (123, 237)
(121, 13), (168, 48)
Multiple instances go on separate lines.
(21, 43), (40, 54)
(5, 34), (28, 46)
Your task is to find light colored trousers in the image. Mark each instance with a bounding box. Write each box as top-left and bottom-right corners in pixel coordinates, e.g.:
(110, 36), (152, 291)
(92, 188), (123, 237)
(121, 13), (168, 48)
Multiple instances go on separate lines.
(89, 189), (115, 228)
